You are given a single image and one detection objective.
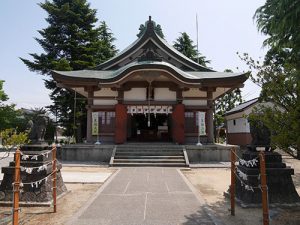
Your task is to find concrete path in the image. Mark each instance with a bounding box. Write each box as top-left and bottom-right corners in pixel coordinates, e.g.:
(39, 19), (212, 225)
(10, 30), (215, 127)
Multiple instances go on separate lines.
(68, 167), (216, 225)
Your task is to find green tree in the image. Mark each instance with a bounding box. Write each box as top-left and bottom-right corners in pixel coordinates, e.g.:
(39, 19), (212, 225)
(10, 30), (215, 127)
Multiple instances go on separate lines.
(0, 105), (26, 131)
(243, 0), (300, 158)
(0, 81), (27, 131)
(254, 0), (300, 64)
(137, 23), (165, 39)
(20, 0), (117, 141)
(0, 80), (8, 102)
(240, 53), (299, 157)
(0, 128), (29, 149)
(173, 32), (210, 67)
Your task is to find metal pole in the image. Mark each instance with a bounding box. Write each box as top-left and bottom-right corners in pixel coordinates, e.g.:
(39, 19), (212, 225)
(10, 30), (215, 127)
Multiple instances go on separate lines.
(259, 151), (269, 225)
(52, 145), (57, 213)
(13, 147), (21, 225)
(196, 13), (199, 64)
(230, 147), (236, 216)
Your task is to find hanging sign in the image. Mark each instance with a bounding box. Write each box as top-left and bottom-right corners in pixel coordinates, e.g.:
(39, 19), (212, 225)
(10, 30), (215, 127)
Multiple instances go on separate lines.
(126, 106), (173, 114)
(198, 112), (206, 136)
(92, 112), (99, 135)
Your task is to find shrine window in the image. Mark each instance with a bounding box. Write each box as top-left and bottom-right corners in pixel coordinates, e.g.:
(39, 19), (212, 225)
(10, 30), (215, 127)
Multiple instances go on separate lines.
(98, 111), (115, 133)
(185, 111), (196, 133)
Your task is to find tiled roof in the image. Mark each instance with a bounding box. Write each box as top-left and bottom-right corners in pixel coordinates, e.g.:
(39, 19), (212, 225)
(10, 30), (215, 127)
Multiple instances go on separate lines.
(224, 98), (258, 116)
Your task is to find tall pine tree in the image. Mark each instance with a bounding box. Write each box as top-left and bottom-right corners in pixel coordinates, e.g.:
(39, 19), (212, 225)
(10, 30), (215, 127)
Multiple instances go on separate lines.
(173, 32), (210, 67)
(21, 0), (117, 141)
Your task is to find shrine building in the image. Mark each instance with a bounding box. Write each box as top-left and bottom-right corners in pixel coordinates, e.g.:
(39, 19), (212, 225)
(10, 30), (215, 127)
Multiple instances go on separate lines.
(52, 17), (248, 144)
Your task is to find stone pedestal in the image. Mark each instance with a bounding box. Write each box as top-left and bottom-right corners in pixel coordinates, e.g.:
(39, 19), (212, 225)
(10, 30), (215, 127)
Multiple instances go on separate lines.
(235, 150), (300, 206)
(0, 145), (67, 202)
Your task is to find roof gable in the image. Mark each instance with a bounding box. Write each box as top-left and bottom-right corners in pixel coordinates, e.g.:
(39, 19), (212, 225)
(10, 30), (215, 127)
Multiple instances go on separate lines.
(94, 16), (213, 72)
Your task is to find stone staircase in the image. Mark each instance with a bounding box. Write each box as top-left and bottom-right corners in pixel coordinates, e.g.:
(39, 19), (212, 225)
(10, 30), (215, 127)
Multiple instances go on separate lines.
(110, 143), (188, 167)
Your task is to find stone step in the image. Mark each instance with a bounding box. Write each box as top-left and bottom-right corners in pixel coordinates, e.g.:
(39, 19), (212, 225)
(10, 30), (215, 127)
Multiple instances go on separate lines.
(111, 162), (186, 167)
(116, 145), (182, 148)
(114, 158), (186, 163)
(116, 149), (183, 152)
(115, 148), (183, 151)
(114, 155), (184, 159)
(111, 144), (187, 167)
(115, 152), (184, 156)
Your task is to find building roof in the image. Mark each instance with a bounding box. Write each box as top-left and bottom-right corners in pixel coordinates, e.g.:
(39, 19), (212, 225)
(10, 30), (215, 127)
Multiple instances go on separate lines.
(224, 98), (258, 116)
(93, 16), (213, 72)
(53, 61), (246, 83)
(52, 16), (248, 88)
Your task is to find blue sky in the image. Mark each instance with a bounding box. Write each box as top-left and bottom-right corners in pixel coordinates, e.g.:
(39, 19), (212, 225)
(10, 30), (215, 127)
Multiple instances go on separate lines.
(0, 0), (266, 108)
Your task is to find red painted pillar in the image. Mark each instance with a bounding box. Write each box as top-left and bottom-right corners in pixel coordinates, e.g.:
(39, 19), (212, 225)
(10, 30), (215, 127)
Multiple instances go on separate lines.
(115, 104), (127, 144)
(172, 104), (185, 144)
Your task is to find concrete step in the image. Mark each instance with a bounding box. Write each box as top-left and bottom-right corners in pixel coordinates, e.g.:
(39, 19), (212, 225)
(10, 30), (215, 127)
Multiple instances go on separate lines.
(114, 159), (186, 163)
(114, 156), (184, 159)
(111, 162), (186, 167)
(111, 144), (187, 167)
(118, 148), (182, 152)
(116, 148), (183, 151)
(115, 152), (184, 156)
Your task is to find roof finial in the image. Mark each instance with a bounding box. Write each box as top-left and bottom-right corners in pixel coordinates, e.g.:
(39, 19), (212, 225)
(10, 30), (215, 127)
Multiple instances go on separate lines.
(149, 16), (152, 21)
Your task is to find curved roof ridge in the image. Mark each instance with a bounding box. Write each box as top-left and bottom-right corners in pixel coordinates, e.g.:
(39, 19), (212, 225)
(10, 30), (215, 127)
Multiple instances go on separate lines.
(93, 17), (214, 72)
(53, 61), (248, 84)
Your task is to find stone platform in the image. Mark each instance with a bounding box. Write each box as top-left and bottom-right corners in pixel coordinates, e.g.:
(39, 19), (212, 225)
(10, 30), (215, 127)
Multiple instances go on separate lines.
(235, 150), (300, 206)
(58, 143), (235, 164)
(0, 145), (67, 203)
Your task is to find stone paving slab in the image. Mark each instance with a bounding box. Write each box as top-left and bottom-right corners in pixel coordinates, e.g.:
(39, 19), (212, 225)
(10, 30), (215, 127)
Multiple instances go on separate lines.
(68, 167), (216, 225)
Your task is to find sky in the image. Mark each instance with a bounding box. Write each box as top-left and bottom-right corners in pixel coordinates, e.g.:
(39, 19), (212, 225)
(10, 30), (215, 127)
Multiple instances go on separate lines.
(0, 0), (267, 109)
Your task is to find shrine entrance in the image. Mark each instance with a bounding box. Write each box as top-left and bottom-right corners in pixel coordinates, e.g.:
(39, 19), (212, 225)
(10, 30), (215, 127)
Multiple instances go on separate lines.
(127, 113), (171, 142)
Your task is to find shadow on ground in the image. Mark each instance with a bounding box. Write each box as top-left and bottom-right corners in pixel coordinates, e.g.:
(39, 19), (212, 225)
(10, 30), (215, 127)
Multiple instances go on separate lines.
(182, 197), (300, 225)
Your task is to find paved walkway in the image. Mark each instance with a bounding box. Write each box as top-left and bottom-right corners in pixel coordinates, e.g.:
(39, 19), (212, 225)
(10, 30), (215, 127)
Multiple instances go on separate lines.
(68, 167), (216, 225)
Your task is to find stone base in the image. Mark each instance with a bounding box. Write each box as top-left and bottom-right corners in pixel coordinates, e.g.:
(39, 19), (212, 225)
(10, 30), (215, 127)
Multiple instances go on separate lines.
(234, 150), (300, 205)
(0, 145), (67, 202)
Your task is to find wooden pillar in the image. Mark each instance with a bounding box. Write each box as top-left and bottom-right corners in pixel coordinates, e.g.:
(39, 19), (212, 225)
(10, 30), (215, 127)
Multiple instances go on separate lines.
(52, 145), (57, 213)
(86, 88), (93, 143)
(259, 151), (270, 225)
(13, 148), (21, 225)
(172, 103), (185, 144)
(117, 89), (124, 104)
(115, 104), (127, 144)
(207, 91), (214, 143)
(230, 147), (236, 216)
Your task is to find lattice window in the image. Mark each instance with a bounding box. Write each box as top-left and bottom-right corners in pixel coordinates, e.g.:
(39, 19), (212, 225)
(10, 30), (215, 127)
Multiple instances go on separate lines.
(185, 111), (196, 133)
(97, 111), (115, 133)
(106, 112), (116, 125)
(99, 112), (106, 125)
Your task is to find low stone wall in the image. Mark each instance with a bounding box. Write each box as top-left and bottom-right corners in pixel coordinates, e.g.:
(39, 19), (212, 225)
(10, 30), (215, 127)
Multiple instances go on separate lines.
(58, 144), (114, 162)
(185, 144), (239, 162)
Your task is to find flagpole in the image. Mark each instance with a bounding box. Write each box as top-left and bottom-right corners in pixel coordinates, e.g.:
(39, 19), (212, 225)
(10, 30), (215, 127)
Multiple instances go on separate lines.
(196, 13), (199, 64)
